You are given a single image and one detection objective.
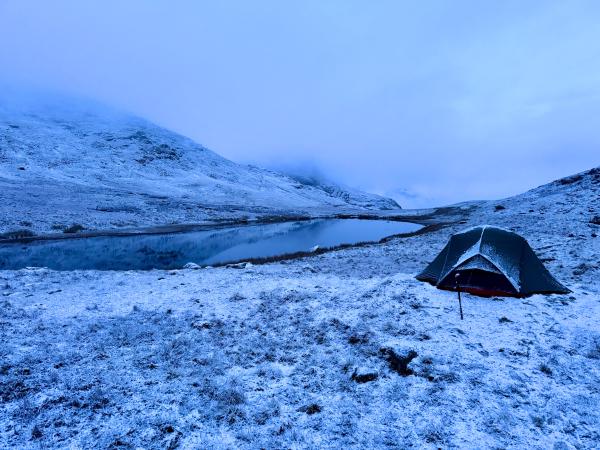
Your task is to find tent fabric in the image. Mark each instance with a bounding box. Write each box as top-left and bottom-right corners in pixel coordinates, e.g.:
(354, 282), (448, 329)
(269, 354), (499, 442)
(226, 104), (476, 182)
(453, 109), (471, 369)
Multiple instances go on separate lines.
(453, 254), (502, 274)
(416, 225), (569, 297)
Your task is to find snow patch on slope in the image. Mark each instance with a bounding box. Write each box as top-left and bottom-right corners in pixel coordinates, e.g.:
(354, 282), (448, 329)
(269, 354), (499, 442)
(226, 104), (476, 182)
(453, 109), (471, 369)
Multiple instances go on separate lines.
(0, 96), (399, 234)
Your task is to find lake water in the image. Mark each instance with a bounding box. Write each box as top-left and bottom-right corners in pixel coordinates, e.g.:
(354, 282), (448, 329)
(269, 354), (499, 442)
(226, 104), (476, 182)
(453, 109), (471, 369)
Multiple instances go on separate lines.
(0, 219), (422, 270)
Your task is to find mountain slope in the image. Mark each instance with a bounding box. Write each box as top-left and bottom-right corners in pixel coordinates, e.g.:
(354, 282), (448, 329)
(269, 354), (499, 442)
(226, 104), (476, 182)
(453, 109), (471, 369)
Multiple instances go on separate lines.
(0, 97), (399, 234)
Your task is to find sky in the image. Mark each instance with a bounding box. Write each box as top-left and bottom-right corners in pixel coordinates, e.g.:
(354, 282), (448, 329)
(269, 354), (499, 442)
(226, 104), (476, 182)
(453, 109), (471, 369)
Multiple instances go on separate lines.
(0, 0), (599, 207)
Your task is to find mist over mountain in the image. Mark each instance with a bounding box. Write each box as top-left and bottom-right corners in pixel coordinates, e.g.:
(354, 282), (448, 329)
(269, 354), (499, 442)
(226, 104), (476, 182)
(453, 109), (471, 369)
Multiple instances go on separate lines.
(0, 92), (399, 234)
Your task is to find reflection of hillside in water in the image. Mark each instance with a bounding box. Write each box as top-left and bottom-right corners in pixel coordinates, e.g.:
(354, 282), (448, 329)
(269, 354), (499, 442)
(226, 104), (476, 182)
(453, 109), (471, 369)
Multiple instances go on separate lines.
(0, 219), (422, 270)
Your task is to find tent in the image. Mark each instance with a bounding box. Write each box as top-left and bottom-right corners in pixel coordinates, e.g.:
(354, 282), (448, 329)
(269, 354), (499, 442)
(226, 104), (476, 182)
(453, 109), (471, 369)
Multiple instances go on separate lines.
(416, 225), (569, 297)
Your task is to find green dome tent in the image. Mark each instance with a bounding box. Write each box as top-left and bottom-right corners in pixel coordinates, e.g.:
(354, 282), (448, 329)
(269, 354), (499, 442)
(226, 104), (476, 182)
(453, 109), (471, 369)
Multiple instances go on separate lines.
(416, 226), (569, 297)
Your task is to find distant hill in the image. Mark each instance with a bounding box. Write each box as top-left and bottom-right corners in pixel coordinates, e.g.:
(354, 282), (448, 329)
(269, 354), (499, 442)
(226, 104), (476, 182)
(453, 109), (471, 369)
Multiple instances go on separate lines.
(0, 96), (399, 234)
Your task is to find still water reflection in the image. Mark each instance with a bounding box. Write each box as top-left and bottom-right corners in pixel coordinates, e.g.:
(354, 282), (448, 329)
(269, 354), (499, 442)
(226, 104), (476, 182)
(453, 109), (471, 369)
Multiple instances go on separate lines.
(0, 219), (422, 270)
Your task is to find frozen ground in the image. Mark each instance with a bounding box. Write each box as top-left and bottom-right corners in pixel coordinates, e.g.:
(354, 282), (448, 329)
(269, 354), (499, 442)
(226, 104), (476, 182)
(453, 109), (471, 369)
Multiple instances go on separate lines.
(1, 168), (599, 448)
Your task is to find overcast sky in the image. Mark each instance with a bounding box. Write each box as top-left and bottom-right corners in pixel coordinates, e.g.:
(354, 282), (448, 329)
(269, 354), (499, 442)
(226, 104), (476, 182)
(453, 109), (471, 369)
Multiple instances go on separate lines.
(1, 1), (599, 207)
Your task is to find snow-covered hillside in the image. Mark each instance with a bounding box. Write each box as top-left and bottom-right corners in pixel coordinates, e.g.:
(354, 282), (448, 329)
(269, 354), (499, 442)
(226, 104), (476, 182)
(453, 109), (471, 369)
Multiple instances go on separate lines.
(0, 97), (399, 235)
(1, 167), (598, 448)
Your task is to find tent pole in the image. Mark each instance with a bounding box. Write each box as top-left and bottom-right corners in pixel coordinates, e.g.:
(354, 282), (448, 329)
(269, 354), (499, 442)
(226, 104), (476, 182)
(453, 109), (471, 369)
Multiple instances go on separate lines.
(455, 273), (464, 320)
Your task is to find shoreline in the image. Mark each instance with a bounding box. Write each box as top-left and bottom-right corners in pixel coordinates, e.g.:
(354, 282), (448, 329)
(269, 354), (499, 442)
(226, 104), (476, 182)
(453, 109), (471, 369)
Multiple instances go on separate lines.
(0, 206), (467, 245)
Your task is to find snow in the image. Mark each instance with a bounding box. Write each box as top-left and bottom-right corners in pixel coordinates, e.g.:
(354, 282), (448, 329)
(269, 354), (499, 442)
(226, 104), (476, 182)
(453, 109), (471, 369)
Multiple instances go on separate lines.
(441, 226), (521, 292)
(0, 98), (399, 235)
(1, 98), (599, 447)
(1, 167), (599, 448)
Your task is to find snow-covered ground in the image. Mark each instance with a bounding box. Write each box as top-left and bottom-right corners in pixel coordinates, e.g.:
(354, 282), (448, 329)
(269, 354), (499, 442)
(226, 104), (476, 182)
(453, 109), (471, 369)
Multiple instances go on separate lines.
(1, 167), (599, 448)
(0, 96), (398, 236)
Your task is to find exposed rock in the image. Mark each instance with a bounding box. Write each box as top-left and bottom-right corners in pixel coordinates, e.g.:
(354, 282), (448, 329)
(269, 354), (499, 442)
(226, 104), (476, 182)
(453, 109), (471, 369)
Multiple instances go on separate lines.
(573, 263), (594, 276)
(380, 348), (418, 376)
(299, 403), (322, 415)
(351, 367), (379, 383)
